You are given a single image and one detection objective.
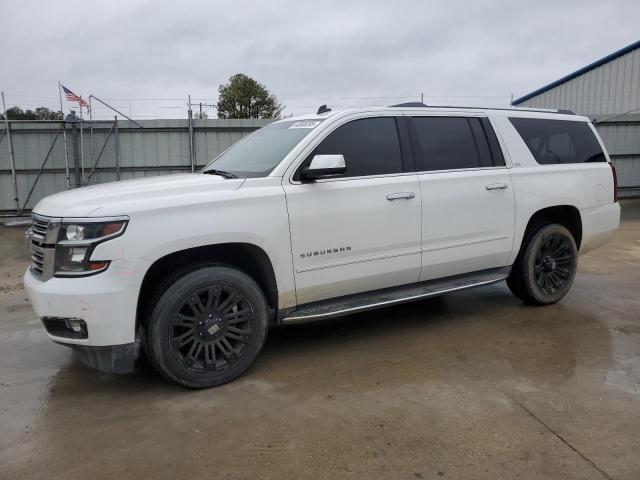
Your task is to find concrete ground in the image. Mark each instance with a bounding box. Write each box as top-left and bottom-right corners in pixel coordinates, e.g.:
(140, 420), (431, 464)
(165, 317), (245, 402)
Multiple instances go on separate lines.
(0, 202), (639, 480)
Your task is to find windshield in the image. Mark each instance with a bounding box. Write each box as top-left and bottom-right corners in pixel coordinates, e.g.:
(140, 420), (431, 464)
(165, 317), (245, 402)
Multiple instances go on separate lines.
(202, 119), (324, 177)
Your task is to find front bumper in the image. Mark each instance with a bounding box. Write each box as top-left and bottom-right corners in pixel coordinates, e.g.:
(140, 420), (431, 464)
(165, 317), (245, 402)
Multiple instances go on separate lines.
(24, 257), (151, 349)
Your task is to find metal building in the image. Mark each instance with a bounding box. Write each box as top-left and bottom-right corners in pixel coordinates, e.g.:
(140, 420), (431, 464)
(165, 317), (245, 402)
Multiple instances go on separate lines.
(512, 39), (640, 197)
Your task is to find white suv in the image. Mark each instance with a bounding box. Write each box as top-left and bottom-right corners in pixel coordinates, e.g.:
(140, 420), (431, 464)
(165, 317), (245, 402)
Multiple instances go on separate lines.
(24, 103), (620, 388)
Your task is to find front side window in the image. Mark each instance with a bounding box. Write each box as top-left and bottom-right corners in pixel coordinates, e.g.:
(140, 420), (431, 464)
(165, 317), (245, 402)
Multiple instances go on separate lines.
(297, 117), (403, 179)
(412, 117), (492, 171)
(202, 119), (324, 177)
(509, 118), (606, 164)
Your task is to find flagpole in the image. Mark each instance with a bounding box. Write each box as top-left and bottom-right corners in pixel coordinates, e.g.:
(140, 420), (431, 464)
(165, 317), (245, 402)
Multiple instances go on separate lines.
(89, 96), (94, 187)
(58, 81), (71, 189)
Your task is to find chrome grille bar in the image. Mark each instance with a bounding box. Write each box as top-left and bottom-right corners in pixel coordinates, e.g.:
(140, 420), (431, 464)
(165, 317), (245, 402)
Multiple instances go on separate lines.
(27, 214), (60, 281)
(31, 217), (49, 237)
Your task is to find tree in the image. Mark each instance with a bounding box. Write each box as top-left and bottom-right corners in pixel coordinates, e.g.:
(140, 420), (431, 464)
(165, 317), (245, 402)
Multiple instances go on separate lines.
(34, 107), (64, 120)
(216, 74), (284, 119)
(1, 106), (63, 120)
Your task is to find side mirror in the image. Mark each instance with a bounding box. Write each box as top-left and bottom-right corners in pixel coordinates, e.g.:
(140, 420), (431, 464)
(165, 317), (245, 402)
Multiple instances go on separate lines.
(301, 154), (346, 181)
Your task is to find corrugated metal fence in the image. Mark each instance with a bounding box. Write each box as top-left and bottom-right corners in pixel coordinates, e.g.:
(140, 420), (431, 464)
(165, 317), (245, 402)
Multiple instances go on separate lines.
(0, 118), (271, 213)
(593, 114), (640, 198)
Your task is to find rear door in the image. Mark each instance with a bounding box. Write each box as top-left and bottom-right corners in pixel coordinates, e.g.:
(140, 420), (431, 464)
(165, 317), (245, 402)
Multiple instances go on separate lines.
(283, 115), (422, 305)
(409, 115), (516, 280)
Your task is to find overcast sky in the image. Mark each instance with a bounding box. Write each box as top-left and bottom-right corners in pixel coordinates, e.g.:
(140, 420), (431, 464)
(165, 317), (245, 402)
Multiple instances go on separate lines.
(2, 0), (639, 119)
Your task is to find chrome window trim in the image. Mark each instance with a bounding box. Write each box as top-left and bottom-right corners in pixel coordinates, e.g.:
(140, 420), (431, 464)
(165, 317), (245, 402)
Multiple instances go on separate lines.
(414, 165), (509, 175)
(289, 170), (419, 185)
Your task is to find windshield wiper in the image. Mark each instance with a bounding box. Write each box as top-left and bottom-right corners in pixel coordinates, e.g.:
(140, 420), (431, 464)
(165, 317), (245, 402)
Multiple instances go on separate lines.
(202, 169), (238, 179)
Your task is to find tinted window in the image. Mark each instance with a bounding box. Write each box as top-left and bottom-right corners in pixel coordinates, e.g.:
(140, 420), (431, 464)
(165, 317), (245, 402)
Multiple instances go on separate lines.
(412, 117), (482, 171)
(509, 118), (606, 164)
(303, 117), (403, 178)
(468, 118), (493, 168)
(480, 118), (506, 166)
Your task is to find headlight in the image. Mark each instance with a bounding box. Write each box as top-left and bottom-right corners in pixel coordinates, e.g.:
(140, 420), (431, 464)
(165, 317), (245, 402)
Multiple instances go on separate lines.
(65, 224), (85, 241)
(54, 218), (127, 277)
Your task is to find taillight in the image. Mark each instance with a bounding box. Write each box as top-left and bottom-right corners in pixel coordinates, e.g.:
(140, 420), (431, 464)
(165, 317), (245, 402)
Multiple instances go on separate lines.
(610, 162), (618, 202)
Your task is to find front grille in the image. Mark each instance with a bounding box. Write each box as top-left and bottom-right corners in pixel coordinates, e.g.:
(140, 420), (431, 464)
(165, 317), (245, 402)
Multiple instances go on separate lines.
(30, 241), (45, 275)
(31, 216), (49, 237)
(28, 214), (59, 281)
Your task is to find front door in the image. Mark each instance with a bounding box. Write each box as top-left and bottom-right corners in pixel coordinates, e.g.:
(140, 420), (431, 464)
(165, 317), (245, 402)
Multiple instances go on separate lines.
(284, 116), (422, 305)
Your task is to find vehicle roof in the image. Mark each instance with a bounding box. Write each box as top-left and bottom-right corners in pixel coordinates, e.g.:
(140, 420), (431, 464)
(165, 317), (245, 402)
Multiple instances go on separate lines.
(277, 104), (588, 123)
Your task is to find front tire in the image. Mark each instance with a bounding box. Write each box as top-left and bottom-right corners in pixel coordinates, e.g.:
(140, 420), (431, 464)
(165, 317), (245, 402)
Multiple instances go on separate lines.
(507, 224), (578, 305)
(146, 265), (269, 388)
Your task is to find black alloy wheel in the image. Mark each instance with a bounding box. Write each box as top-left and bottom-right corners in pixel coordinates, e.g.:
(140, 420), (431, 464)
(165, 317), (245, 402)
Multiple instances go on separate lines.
(146, 264), (269, 388)
(532, 234), (574, 295)
(169, 285), (254, 372)
(506, 224), (578, 305)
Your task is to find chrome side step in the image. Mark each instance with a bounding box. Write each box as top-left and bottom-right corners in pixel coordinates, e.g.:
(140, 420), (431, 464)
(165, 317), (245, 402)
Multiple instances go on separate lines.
(280, 267), (510, 324)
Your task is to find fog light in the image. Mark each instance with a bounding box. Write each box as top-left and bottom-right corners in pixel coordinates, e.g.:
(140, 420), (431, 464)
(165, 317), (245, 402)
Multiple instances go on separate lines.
(42, 317), (88, 339)
(66, 319), (84, 333)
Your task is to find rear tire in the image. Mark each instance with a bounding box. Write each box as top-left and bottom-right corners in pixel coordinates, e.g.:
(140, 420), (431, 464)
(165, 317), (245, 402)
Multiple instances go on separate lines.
(145, 265), (269, 388)
(507, 224), (578, 305)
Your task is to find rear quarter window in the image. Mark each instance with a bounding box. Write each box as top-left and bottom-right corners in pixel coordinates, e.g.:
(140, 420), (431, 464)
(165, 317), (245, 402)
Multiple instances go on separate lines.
(509, 117), (606, 165)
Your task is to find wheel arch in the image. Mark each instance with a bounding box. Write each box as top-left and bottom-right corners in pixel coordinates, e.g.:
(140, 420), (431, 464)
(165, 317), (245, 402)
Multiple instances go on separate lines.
(519, 205), (583, 256)
(136, 243), (278, 331)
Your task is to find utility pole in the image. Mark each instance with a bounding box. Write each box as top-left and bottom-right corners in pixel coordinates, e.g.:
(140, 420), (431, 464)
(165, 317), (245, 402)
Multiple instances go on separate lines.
(187, 94), (195, 172)
(114, 116), (121, 181)
(1, 92), (20, 212)
(421, 92), (424, 104)
(188, 100), (215, 119)
(89, 96), (95, 182)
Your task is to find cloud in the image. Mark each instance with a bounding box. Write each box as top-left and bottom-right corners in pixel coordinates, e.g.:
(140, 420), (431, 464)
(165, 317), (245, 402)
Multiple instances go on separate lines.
(2, 0), (638, 118)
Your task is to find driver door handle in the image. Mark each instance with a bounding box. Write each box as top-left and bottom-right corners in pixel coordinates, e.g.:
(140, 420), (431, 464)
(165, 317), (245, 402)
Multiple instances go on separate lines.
(386, 192), (416, 201)
(486, 183), (508, 191)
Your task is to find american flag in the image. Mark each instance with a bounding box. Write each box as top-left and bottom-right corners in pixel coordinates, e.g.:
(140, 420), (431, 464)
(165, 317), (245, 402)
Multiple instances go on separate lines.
(61, 85), (89, 109)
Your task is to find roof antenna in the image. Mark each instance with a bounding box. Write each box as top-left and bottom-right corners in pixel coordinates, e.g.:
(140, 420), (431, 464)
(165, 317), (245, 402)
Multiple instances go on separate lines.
(317, 104), (331, 114)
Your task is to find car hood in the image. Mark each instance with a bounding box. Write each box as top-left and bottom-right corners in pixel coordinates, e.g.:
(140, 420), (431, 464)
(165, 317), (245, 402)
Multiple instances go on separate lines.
(32, 173), (245, 217)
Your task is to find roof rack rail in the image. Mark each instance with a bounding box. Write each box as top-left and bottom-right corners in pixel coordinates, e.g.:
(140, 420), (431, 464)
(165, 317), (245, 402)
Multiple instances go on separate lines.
(390, 102), (428, 107)
(388, 103), (575, 115)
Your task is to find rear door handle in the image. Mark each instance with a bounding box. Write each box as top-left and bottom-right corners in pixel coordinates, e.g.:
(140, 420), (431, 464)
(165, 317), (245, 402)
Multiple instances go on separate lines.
(486, 183), (508, 191)
(386, 192), (416, 201)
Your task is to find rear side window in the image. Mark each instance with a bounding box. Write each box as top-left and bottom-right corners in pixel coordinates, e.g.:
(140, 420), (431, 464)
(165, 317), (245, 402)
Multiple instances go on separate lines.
(411, 117), (504, 171)
(303, 117), (403, 178)
(509, 118), (606, 164)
